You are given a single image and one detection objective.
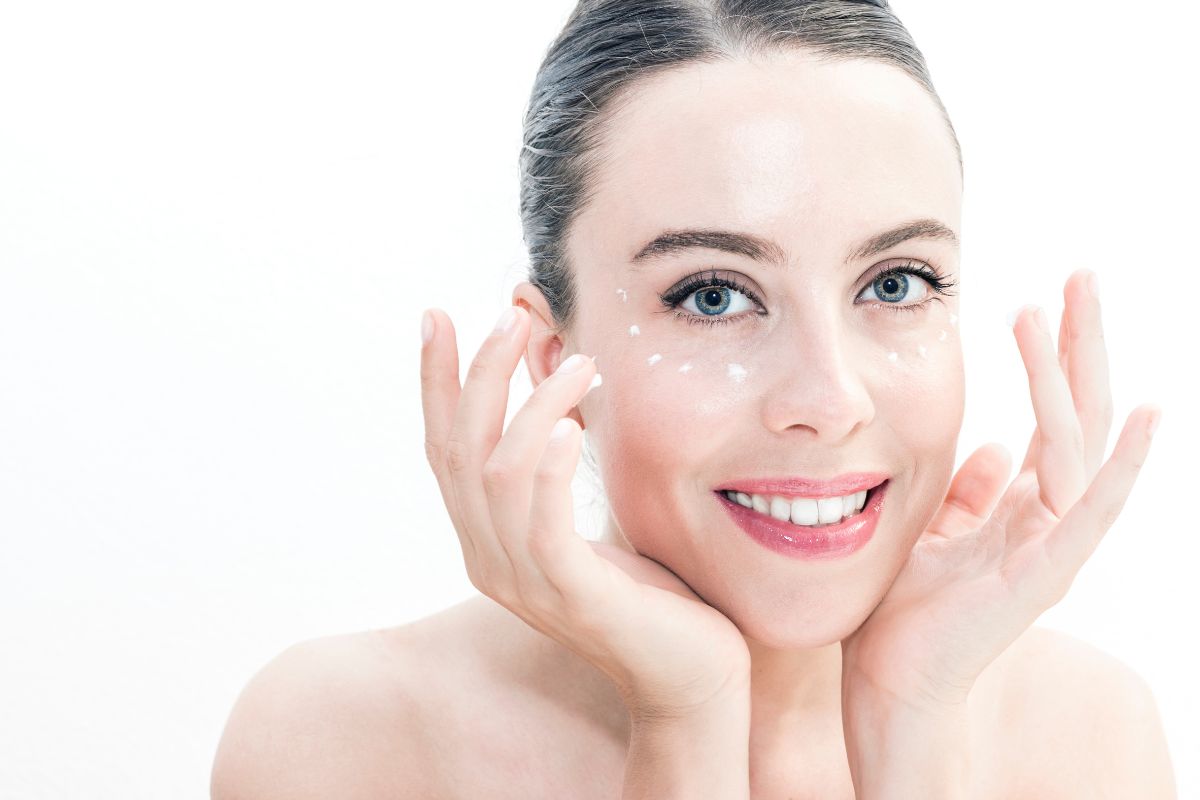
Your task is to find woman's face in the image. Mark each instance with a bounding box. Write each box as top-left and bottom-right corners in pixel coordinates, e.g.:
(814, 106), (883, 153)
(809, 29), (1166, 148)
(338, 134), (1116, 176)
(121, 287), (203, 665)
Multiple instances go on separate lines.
(566, 51), (964, 649)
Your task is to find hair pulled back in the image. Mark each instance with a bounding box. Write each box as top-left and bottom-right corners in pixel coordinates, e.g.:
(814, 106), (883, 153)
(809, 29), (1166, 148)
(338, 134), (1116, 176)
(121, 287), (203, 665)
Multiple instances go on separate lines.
(518, 0), (961, 335)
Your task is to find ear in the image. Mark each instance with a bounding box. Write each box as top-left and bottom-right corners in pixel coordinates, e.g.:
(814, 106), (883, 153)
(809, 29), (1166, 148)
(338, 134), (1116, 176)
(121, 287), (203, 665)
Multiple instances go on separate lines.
(512, 281), (585, 429)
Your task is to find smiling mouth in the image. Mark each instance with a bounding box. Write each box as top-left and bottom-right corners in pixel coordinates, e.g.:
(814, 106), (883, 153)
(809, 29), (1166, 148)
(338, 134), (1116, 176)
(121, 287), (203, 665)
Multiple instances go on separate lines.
(716, 479), (887, 529)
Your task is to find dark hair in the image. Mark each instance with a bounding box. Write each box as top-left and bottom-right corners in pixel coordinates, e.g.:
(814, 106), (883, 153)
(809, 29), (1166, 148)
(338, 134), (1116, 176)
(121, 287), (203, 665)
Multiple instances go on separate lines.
(518, 0), (961, 336)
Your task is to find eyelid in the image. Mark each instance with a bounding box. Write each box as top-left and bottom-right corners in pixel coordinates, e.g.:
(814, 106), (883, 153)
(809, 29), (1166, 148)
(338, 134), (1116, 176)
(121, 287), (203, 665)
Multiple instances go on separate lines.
(659, 259), (956, 326)
(858, 258), (956, 296)
(659, 268), (765, 308)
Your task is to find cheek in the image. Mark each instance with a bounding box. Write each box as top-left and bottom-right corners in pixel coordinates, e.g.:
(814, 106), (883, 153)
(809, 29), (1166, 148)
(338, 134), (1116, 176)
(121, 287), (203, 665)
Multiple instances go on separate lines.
(585, 347), (735, 469)
(869, 308), (965, 532)
(580, 345), (756, 543)
(872, 307), (964, 421)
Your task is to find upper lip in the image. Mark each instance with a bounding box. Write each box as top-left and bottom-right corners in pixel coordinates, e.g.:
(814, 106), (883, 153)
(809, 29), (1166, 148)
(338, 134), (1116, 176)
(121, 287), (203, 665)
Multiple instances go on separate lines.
(716, 472), (889, 499)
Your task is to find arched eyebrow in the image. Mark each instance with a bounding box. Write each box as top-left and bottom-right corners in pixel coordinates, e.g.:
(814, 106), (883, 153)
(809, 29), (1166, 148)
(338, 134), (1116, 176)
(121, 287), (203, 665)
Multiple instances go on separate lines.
(629, 218), (959, 268)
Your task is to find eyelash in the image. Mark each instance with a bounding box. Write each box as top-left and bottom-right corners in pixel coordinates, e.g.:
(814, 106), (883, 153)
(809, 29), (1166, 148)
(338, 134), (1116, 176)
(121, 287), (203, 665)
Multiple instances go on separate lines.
(657, 262), (958, 328)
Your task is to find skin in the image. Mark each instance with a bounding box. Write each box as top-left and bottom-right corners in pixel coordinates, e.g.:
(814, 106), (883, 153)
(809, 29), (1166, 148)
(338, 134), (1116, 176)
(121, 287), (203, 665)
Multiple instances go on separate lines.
(514, 50), (967, 767)
(502, 49), (1166, 793)
(209, 47), (1176, 800)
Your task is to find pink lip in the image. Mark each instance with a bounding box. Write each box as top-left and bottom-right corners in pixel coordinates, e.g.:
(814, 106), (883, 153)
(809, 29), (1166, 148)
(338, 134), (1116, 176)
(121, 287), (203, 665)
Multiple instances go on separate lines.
(716, 472), (889, 498)
(717, 479), (889, 560)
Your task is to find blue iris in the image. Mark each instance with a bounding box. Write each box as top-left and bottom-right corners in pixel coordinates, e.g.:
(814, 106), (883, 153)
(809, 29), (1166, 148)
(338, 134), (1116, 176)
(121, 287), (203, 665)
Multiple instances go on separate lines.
(873, 273), (909, 303)
(693, 287), (732, 315)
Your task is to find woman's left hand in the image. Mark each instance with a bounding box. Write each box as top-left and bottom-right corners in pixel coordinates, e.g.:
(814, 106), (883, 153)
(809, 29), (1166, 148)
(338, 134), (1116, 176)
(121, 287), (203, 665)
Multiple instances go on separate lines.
(840, 268), (1162, 713)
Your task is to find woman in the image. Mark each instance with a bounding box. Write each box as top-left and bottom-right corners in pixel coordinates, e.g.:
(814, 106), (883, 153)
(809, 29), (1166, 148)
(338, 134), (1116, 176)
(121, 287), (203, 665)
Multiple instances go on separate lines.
(213, 1), (1175, 797)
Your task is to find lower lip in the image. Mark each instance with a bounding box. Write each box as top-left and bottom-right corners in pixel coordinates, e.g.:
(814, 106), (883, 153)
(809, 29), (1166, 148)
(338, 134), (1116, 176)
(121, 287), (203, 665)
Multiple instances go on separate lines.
(716, 480), (889, 560)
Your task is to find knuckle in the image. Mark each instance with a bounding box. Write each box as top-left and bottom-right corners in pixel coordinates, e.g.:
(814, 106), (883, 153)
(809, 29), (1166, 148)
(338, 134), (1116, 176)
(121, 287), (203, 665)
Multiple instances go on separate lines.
(532, 456), (562, 483)
(445, 437), (474, 476)
(481, 459), (517, 497)
(1098, 510), (1120, 532)
(1127, 453), (1146, 476)
(1098, 500), (1124, 531)
(423, 438), (444, 470)
(467, 353), (492, 382)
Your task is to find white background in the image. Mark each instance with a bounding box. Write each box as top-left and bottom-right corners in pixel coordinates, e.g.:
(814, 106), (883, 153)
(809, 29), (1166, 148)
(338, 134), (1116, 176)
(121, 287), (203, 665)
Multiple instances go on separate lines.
(2, 1), (1196, 797)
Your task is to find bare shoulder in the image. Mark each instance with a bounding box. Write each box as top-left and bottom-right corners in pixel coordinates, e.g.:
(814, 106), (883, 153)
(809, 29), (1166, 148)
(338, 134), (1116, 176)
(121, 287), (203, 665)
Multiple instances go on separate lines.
(992, 625), (1176, 799)
(212, 595), (629, 800)
(381, 594), (630, 798)
(210, 627), (436, 799)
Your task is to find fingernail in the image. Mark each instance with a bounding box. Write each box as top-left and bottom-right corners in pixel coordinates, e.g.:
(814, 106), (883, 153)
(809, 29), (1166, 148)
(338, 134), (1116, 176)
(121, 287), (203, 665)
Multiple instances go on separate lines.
(1006, 303), (1036, 328)
(1087, 270), (1100, 299)
(1033, 306), (1048, 333)
(549, 417), (574, 442)
(420, 310), (434, 345)
(1147, 410), (1161, 437)
(557, 353), (588, 374)
(493, 307), (518, 336)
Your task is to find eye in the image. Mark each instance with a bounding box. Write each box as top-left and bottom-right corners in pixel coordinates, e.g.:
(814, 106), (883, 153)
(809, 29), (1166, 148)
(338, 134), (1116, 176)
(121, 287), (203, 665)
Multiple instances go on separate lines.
(857, 261), (957, 314)
(658, 270), (763, 328)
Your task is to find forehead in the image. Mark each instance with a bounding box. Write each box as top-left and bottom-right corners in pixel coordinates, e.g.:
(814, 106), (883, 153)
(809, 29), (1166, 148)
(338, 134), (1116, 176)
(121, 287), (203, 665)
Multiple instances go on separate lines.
(575, 51), (961, 263)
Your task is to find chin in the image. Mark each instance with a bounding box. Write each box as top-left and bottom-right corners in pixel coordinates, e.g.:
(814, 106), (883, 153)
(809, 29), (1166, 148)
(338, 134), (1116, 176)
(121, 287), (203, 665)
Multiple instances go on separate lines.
(702, 587), (880, 651)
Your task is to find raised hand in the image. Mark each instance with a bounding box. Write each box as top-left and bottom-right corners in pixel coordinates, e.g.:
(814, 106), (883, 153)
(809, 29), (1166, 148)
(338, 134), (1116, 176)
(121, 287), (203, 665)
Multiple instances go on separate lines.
(419, 305), (752, 719)
(839, 269), (1161, 711)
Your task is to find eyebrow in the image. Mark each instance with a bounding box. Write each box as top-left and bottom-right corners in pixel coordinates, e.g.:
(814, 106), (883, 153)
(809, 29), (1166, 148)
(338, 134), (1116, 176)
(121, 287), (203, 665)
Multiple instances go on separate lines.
(629, 218), (959, 268)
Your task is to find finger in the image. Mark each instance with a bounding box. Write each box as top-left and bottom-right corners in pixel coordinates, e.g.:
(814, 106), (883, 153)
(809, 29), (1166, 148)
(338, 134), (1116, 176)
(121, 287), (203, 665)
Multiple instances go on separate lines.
(483, 353), (597, 573)
(1020, 299), (1073, 474)
(419, 309), (461, 476)
(1041, 404), (1161, 583)
(1013, 303), (1087, 517)
(925, 443), (1012, 540)
(443, 306), (531, 585)
(419, 308), (474, 559)
(526, 417), (610, 611)
(1062, 269), (1113, 481)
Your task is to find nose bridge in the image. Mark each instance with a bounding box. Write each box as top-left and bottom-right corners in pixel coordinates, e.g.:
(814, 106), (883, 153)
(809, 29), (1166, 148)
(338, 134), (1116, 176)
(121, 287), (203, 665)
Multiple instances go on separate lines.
(759, 307), (874, 439)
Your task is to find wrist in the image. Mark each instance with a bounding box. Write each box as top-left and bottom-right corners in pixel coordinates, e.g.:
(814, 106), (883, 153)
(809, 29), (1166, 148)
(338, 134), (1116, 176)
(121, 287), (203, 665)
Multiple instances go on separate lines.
(626, 668), (751, 726)
(842, 678), (972, 800)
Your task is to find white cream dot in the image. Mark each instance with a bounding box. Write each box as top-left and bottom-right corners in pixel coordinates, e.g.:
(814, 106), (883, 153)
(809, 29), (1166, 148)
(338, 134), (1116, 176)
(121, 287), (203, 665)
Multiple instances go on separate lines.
(917, 344), (928, 359)
(647, 353), (662, 366)
(727, 363), (747, 381)
(616, 288), (628, 302)
(678, 362), (693, 373)
(629, 324), (640, 336)
(937, 329), (947, 341)
(887, 351), (899, 362)
(949, 313), (958, 327)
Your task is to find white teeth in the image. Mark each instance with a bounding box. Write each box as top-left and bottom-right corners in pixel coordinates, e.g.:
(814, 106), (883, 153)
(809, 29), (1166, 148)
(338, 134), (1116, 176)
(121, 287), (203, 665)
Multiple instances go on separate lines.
(790, 497), (819, 525)
(769, 496), (791, 522)
(722, 487), (873, 528)
(816, 496), (843, 524)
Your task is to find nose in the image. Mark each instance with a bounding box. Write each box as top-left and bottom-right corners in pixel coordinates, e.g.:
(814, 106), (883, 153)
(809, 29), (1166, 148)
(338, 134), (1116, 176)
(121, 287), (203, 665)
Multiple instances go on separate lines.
(758, 316), (875, 443)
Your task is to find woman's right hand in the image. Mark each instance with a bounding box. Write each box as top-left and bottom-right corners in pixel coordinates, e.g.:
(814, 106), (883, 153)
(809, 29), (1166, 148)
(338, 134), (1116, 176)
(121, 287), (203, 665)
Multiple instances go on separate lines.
(419, 305), (751, 720)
